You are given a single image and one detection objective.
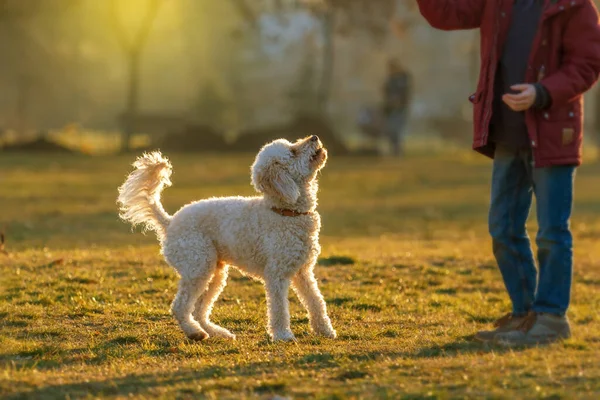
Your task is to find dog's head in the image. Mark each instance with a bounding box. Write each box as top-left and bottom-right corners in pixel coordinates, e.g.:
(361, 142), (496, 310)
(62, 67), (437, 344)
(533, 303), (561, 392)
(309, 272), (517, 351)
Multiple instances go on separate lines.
(251, 136), (327, 205)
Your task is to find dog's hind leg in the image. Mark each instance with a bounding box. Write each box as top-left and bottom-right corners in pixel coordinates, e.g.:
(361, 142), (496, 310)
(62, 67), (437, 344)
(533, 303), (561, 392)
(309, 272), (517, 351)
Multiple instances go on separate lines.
(166, 236), (216, 341)
(292, 269), (336, 338)
(171, 275), (213, 341)
(193, 262), (236, 340)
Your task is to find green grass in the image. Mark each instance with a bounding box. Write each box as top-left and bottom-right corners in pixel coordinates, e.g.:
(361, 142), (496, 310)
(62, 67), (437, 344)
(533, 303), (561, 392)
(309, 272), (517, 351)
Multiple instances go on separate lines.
(1, 151), (599, 399)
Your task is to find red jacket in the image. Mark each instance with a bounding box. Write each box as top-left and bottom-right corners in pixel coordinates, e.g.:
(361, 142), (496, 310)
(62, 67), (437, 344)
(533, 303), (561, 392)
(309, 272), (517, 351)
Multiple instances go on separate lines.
(417, 0), (600, 167)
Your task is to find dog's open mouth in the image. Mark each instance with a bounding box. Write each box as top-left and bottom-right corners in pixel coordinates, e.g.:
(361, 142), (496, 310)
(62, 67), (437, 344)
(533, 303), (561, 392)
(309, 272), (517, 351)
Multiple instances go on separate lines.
(311, 148), (323, 162)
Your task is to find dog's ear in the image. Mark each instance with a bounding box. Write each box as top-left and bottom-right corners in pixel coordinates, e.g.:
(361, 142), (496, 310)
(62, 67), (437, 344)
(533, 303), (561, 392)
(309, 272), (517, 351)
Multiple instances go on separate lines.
(253, 161), (300, 204)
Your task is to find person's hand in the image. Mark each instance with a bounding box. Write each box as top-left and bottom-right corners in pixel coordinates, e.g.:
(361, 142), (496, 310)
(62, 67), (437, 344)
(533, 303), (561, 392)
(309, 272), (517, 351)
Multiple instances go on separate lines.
(502, 84), (536, 111)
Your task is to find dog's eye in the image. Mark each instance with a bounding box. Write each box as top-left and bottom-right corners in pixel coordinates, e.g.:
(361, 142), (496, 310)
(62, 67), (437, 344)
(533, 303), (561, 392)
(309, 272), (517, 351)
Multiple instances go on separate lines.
(290, 148), (298, 157)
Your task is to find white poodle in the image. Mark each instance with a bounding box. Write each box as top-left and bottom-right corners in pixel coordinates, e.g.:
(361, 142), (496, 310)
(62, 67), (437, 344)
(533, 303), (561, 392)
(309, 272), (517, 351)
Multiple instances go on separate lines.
(117, 136), (336, 342)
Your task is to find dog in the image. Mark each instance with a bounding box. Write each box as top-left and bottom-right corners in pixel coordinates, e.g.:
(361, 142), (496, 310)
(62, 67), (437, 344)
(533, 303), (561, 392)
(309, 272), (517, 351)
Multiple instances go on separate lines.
(117, 136), (336, 342)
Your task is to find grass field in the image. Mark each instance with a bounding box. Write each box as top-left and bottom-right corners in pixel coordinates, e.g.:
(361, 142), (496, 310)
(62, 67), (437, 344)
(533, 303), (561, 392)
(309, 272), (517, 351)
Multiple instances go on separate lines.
(1, 150), (599, 399)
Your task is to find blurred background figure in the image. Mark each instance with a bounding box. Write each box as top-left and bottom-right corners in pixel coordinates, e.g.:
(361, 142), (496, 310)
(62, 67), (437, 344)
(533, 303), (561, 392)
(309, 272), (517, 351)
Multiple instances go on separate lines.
(382, 59), (411, 157)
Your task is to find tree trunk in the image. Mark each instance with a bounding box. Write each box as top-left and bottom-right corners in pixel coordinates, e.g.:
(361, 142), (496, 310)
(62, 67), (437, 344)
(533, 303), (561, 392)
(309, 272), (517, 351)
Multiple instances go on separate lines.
(111, 0), (162, 153)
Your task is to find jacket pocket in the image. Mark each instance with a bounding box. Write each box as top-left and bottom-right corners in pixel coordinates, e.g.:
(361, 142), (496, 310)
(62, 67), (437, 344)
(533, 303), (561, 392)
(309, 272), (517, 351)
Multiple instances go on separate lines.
(537, 119), (582, 161)
(538, 101), (579, 122)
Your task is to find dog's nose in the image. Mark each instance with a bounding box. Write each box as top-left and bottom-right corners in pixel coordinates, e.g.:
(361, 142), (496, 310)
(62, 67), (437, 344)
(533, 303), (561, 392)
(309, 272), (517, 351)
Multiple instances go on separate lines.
(310, 135), (319, 142)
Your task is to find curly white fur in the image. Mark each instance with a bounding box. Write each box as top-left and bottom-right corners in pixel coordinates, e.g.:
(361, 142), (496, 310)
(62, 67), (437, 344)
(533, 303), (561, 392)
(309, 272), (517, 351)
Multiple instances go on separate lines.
(117, 136), (336, 342)
(117, 151), (172, 241)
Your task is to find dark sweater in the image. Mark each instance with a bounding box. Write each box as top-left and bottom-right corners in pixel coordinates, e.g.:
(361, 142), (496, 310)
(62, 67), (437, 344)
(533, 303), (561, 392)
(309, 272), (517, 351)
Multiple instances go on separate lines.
(490, 0), (549, 149)
(384, 71), (411, 116)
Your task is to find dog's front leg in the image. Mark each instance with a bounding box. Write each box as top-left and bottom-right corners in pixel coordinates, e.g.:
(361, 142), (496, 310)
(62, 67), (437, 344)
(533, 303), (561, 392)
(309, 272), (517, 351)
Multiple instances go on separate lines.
(264, 276), (295, 342)
(292, 269), (336, 338)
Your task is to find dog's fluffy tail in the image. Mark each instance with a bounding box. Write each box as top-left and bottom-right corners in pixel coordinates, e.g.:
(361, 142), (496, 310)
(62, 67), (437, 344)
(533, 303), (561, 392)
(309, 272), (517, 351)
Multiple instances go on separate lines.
(117, 151), (173, 241)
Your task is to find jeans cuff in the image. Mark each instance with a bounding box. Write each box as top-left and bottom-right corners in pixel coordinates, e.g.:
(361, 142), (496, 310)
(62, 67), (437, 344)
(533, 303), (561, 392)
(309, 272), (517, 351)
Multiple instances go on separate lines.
(531, 306), (566, 317)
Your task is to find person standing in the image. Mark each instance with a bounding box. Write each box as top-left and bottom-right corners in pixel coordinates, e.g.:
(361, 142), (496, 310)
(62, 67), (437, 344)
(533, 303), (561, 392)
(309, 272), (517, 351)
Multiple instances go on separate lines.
(383, 59), (412, 157)
(416, 0), (600, 346)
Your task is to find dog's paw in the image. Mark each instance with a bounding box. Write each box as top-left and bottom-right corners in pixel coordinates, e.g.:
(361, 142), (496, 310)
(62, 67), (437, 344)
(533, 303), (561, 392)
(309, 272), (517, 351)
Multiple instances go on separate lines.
(206, 326), (236, 340)
(216, 331), (237, 340)
(187, 331), (209, 342)
(318, 328), (337, 339)
(313, 320), (337, 339)
(272, 331), (296, 342)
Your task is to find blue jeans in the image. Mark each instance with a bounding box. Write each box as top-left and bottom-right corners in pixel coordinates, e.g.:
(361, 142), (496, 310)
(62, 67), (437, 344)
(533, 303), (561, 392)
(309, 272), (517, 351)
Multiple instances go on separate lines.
(384, 110), (407, 157)
(489, 146), (576, 316)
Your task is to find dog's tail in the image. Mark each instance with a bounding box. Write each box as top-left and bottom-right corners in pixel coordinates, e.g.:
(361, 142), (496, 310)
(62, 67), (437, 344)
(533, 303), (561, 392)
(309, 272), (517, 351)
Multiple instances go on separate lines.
(117, 151), (173, 241)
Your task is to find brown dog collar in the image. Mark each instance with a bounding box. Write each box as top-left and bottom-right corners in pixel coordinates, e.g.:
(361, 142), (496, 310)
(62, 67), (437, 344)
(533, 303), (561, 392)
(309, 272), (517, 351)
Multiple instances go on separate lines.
(271, 207), (311, 217)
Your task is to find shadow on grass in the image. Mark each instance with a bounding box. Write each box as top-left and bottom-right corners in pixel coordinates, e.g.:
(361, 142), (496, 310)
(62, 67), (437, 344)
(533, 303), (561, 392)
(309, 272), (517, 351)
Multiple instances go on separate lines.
(4, 333), (532, 399)
(6, 364), (289, 399)
(410, 335), (518, 358)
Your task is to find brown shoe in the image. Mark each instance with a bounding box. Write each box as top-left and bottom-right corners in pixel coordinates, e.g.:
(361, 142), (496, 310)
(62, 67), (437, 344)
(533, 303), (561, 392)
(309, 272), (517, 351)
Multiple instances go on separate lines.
(474, 312), (529, 342)
(495, 312), (571, 347)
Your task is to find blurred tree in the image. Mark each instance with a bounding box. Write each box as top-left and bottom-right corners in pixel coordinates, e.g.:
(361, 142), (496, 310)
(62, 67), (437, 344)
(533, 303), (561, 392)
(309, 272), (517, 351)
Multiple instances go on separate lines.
(288, 35), (319, 116)
(0, 0), (82, 135)
(0, 0), (80, 20)
(110, 0), (163, 152)
(229, 0), (258, 30)
(299, 0), (397, 113)
(194, 83), (228, 130)
(181, 0), (249, 136)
